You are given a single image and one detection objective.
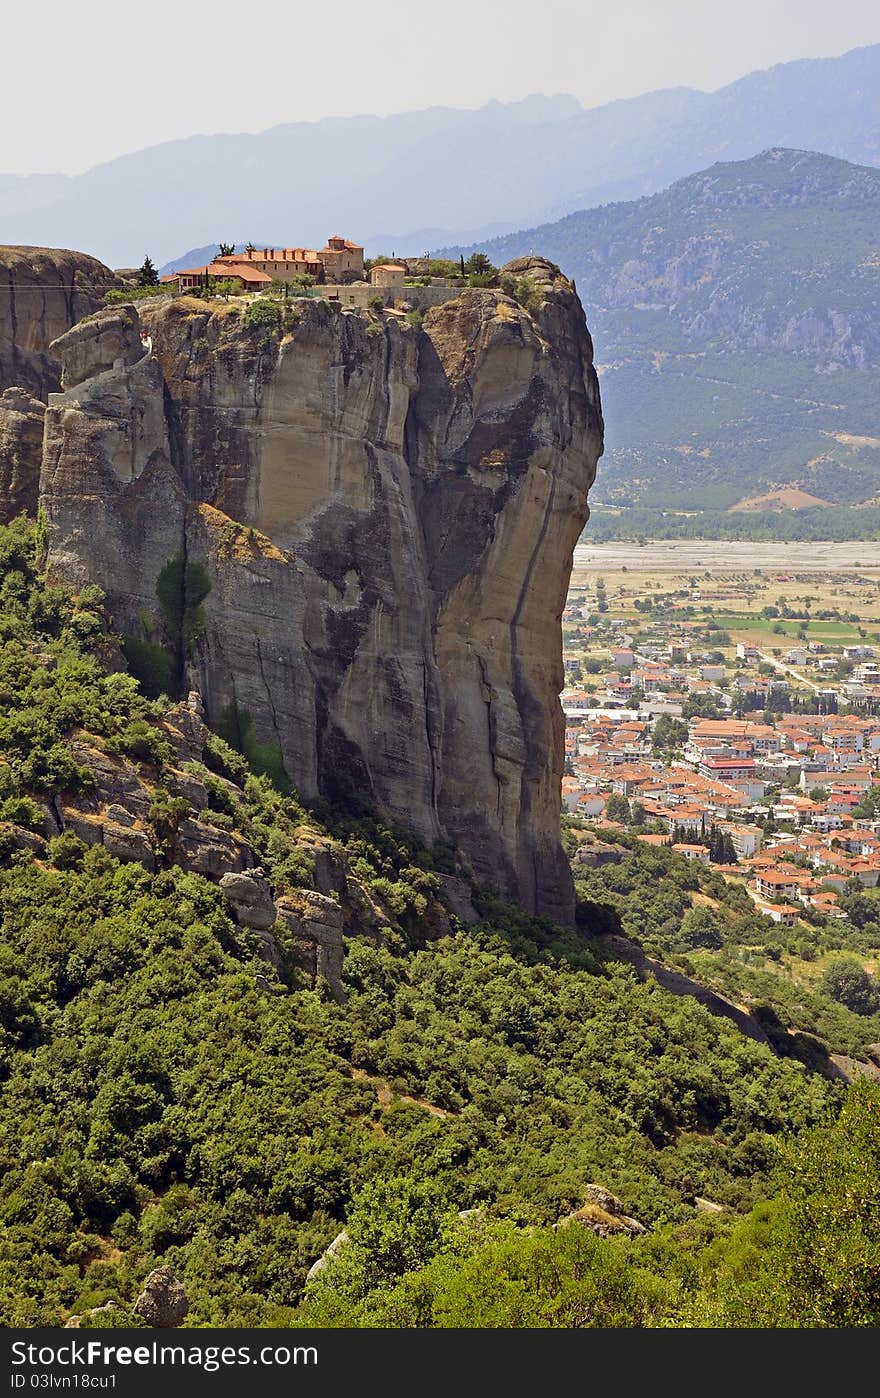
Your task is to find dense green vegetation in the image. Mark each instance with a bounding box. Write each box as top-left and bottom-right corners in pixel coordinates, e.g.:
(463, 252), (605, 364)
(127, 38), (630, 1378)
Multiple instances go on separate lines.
(570, 828), (880, 1062)
(296, 1081), (880, 1328)
(0, 516), (878, 1327)
(586, 504), (880, 544)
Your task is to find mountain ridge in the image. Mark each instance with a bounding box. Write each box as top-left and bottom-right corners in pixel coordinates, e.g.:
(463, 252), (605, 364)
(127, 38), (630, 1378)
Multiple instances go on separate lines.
(3, 43), (879, 267)
(441, 147), (880, 516)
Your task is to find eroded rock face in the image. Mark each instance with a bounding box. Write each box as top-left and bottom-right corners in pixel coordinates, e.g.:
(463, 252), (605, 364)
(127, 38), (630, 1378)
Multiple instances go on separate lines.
(132, 1267), (189, 1328)
(40, 260), (603, 922)
(0, 387), (44, 520)
(275, 890), (345, 996)
(0, 245), (120, 399)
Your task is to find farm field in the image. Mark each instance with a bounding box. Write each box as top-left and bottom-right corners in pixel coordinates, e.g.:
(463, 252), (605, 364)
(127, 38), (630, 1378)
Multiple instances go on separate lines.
(572, 540), (880, 577)
(711, 615), (862, 641)
(570, 539), (880, 643)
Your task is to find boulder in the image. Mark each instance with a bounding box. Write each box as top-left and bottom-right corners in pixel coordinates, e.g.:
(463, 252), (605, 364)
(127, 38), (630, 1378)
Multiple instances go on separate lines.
(58, 808), (104, 846)
(168, 769), (209, 811)
(66, 742), (153, 821)
(37, 801), (62, 838)
(556, 1185), (645, 1238)
(132, 1267), (189, 1328)
(437, 873), (480, 925)
(103, 822), (155, 870)
(343, 874), (384, 937)
(423, 898), (453, 939)
(5, 823), (47, 855)
(176, 817), (252, 877)
(305, 1229), (349, 1284)
(52, 305), (143, 391)
(219, 868), (276, 930)
(162, 704), (209, 764)
(253, 931), (282, 968)
(572, 840), (626, 868)
(275, 890), (345, 997)
(303, 834), (348, 899)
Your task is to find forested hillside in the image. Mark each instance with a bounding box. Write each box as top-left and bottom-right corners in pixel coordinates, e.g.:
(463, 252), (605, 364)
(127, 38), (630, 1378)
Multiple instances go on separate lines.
(445, 149), (880, 526)
(0, 517), (878, 1327)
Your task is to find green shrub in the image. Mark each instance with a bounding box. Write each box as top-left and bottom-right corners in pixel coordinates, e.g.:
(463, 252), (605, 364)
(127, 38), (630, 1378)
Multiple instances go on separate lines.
(513, 276), (543, 316)
(102, 286), (169, 305)
(0, 795), (43, 832)
(203, 731), (250, 787)
(244, 299), (282, 338)
(155, 556), (211, 659)
(109, 719), (170, 765)
(203, 774), (237, 817)
(122, 637), (175, 700)
(46, 831), (89, 870)
(215, 702), (289, 791)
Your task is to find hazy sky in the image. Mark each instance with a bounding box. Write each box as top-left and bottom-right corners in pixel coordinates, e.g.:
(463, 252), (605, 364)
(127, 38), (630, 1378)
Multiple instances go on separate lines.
(3, 0), (879, 175)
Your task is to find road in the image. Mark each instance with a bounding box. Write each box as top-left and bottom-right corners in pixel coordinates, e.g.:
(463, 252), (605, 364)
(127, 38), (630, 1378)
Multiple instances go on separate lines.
(756, 649), (823, 694)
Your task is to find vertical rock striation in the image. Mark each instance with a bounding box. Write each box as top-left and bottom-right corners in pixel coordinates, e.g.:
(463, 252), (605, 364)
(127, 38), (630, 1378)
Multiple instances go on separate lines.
(40, 258), (603, 922)
(0, 245), (120, 518)
(0, 387), (45, 521)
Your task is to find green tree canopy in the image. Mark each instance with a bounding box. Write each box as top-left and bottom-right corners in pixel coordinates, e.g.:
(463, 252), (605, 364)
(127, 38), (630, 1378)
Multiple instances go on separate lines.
(138, 256), (159, 287)
(820, 957), (880, 1016)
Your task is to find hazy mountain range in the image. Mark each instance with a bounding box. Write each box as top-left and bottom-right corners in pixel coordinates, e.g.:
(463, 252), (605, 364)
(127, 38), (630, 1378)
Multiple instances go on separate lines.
(2, 43), (879, 268)
(445, 148), (880, 518)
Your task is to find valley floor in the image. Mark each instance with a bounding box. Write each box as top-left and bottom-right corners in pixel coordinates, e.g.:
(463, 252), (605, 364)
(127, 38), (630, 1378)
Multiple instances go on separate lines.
(573, 539), (880, 578)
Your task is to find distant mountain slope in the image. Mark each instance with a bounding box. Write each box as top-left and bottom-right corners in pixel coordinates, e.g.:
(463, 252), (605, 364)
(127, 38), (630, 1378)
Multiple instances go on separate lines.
(445, 148), (880, 513)
(3, 44), (880, 267)
(0, 173), (68, 218)
(159, 244), (241, 276)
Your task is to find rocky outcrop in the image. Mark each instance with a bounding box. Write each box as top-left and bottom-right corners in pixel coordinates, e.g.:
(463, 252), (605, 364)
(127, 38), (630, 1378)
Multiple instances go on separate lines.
(305, 1228), (349, 1284)
(598, 932), (770, 1045)
(132, 1267), (189, 1328)
(0, 387), (44, 519)
(219, 869), (277, 930)
(274, 891), (346, 997)
(436, 873), (480, 925)
(40, 260), (603, 922)
(52, 732), (255, 878)
(556, 1185), (646, 1238)
(0, 246), (121, 522)
(64, 1301), (118, 1328)
(0, 245), (120, 400)
(571, 835), (629, 869)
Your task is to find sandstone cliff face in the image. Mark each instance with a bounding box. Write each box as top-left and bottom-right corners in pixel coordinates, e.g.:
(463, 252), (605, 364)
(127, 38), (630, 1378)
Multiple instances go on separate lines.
(0, 246), (119, 519)
(0, 388), (45, 520)
(40, 259), (602, 922)
(0, 245), (120, 398)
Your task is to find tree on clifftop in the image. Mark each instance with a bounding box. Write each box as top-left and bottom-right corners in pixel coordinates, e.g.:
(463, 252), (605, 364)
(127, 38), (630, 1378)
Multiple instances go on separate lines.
(465, 252), (497, 286)
(138, 256), (159, 287)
